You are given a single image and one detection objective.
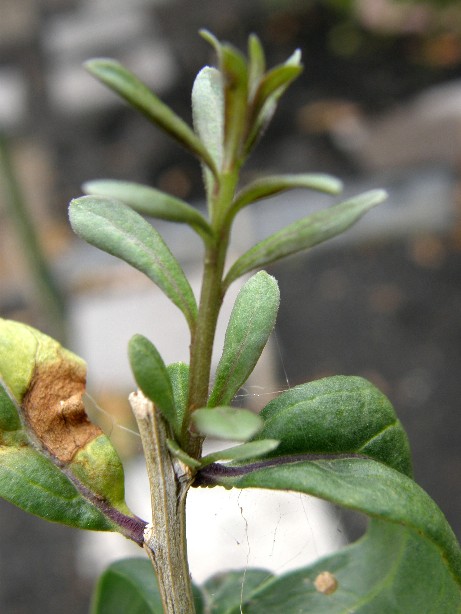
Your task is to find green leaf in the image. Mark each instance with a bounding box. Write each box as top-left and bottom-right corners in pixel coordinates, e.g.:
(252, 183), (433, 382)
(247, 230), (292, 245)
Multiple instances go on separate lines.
(90, 558), (164, 614)
(91, 558), (205, 614)
(231, 173), (343, 215)
(253, 375), (412, 476)
(192, 67), (224, 196)
(167, 362), (189, 433)
(248, 34), (266, 99)
(200, 439), (280, 467)
(201, 30), (249, 169)
(0, 318), (144, 540)
(69, 196), (197, 330)
(166, 439), (201, 469)
(0, 445), (113, 531)
(227, 520), (461, 613)
(224, 190), (387, 288)
(208, 272), (280, 407)
(192, 407), (263, 441)
(128, 335), (177, 433)
(196, 458), (461, 586)
(85, 59), (217, 176)
(202, 568), (273, 614)
(83, 180), (212, 240)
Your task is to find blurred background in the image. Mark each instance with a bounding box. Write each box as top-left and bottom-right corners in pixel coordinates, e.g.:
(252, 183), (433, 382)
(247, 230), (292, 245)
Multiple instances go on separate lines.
(1, 0), (461, 611)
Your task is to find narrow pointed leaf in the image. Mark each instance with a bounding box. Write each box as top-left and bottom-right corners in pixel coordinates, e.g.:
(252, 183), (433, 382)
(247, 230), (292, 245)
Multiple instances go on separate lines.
(231, 173), (343, 215)
(85, 59), (217, 176)
(195, 458), (461, 586)
(208, 272), (280, 407)
(200, 439), (280, 467)
(225, 520), (461, 613)
(253, 376), (412, 476)
(224, 190), (387, 288)
(166, 439), (201, 469)
(192, 66), (224, 196)
(191, 407), (263, 441)
(128, 335), (177, 433)
(201, 30), (248, 168)
(69, 196), (197, 329)
(83, 180), (212, 240)
(167, 362), (189, 434)
(248, 34), (266, 99)
(0, 319), (144, 540)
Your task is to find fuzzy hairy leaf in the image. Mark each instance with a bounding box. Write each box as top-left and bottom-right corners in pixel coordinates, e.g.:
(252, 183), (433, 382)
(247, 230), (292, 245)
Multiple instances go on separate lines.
(253, 375), (412, 476)
(208, 272), (280, 407)
(83, 180), (212, 240)
(231, 173), (343, 215)
(220, 520), (461, 613)
(192, 407), (263, 441)
(69, 196), (197, 329)
(128, 335), (177, 433)
(85, 59), (217, 176)
(224, 190), (386, 287)
(192, 67), (224, 196)
(0, 319), (143, 539)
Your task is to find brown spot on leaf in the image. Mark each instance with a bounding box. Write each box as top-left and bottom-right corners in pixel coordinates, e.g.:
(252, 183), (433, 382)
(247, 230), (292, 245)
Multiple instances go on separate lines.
(22, 350), (102, 463)
(314, 571), (338, 595)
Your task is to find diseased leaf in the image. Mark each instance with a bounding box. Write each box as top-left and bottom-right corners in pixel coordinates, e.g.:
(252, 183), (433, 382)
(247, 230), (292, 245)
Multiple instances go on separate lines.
(83, 180), (212, 240)
(231, 173), (343, 215)
(225, 520), (461, 613)
(202, 568), (273, 614)
(208, 272), (280, 407)
(191, 407), (263, 441)
(200, 439), (280, 467)
(69, 196), (197, 330)
(192, 67), (224, 196)
(0, 319), (144, 540)
(224, 190), (387, 288)
(128, 335), (177, 433)
(85, 59), (217, 176)
(195, 458), (461, 586)
(253, 376), (412, 476)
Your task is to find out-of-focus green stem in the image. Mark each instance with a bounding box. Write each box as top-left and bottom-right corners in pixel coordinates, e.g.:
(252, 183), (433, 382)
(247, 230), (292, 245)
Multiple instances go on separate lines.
(0, 134), (67, 341)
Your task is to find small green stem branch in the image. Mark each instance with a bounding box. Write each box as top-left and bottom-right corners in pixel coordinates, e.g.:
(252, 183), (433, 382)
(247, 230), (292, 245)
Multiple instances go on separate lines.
(129, 391), (195, 614)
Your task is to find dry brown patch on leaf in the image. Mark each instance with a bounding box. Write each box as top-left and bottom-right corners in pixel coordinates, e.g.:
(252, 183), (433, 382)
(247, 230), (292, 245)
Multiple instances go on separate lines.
(22, 351), (101, 463)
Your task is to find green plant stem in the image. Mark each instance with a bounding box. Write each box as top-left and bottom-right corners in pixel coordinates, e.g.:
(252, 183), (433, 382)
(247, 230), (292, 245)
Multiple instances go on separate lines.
(185, 170), (238, 456)
(129, 391), (195, 614)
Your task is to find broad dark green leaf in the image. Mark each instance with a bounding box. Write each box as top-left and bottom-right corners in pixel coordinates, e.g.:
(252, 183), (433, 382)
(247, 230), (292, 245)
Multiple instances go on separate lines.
(202, 568), (273, 613)
(85, 59), (217, 176)
(192, 407), (263, 441)
(69, 196), (197, 329)
(83, 180), (212, 240)
(128, 335), (177, 433)
(200, 439), (280, 467)
(201, 30), (248, 169)
(231, 173), (343, 215)
(196, 458), (461, 586)
(167, 362), (189, 433)
(253, 375), (412, 476)
(224, 190), (387, 288)
(226, 520), (461, 613)
(91, 558), (204, 614)
(192, 67), (224, 196)
(208, 272), (280, 407)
